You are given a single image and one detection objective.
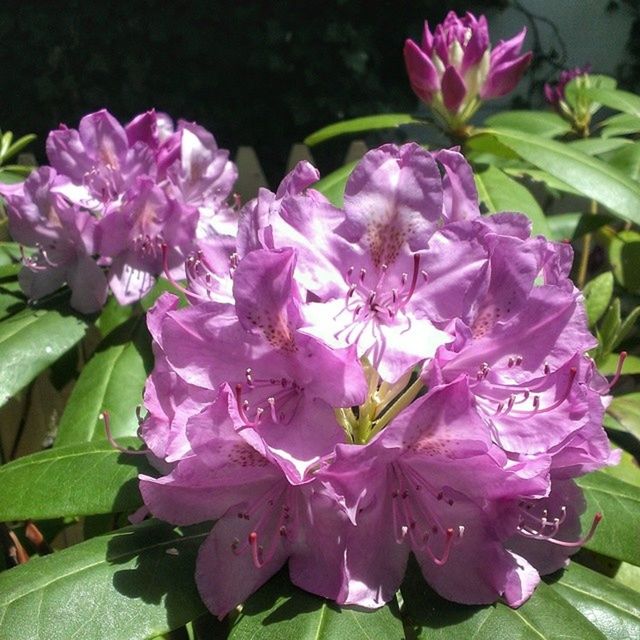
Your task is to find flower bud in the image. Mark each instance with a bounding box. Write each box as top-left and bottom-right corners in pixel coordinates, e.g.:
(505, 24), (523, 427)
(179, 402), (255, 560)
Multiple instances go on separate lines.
(404, 11), (532, 132)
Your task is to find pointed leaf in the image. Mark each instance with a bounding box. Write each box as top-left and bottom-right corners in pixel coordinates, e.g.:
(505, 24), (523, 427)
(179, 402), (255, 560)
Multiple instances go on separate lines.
(0, 300), (90, 407)
(55, 316), (153, 447)
(304, 113), (420, 146)
(608, 230), (640, 294)
(600, 113), (640, 138)
(553, 562), (640, 640)
(584, 86), (640, 118)
(0, 519), (209, 640)
(577, 471), (640, 565)
(401, 560), (605, 640)
(598, 353), (640, 376)
(583, 272), (614, 327)
(0, 439), (152, 520)
(568, 137), (632, 156)
(607, 394), (640, 441)
(475, 166), (551, 237)
(313, 160), (358, 207)
(480, 127), (640, 224)
(484, 110), (572, 137)
(229, 570), (403, 639)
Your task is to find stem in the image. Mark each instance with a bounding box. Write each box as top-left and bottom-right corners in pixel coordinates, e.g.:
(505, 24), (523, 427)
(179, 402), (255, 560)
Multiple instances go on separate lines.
(577, 197), (597, 289)
(576, 125), (594, 290)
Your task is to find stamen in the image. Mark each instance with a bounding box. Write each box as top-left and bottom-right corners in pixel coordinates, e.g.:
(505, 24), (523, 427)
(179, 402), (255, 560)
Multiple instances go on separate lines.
(101, 411), (147, 455)
(426, 527), (458, 566)
(518, 512), (602, 547)
(606, 351), (627, 391)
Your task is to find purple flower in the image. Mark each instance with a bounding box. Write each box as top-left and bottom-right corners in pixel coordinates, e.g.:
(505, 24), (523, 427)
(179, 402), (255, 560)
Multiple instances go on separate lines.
(46, 109), (156, 211)
(4, 108), (236, 312)
(404, 11), (531, 129)
(138, 142), (615, 617)
(98, 176), (198, 304)
(0, 167), (108, 312)
(140, 384), (352, 618)
(320, 379), (547, 607)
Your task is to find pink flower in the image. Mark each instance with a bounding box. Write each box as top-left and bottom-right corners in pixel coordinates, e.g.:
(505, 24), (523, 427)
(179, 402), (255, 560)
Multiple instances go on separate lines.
(138, 144), (615, 617)
(404, 12), (531, 129)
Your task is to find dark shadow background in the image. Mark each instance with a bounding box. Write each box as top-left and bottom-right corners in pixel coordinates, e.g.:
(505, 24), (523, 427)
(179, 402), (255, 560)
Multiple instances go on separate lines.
(0, 0), (501, 183)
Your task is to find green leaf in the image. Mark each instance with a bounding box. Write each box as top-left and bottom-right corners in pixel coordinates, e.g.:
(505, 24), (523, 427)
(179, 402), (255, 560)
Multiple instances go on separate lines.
(0, 283), (25, 322)
(304, 113), (420, 146)
(568, 137), (632, 156)
(0, 439), (152, 520)
(608, 230), (640, 293)
(401, 561), (605, 640)
(577, 472), (640, 565)
(0, 169), (26, 184)
(229, 570), (403, 639)
(607, 142), (640, 181)
(602, 450), (640, 488)
(598, 352), (640, 376)
(600, 113), (640, 138)
(474, 166), (551, 237)
(546, 212), (580, 241)
(479, 127), (640, 225)
(0, 519), (209, 640)
(583, 272), (614, 326)
(607, 394), (640, 441)
(615, 562), (640, 592)
(597, 298), (621, 355)
(483, 110), (572, 137)
(313, 160), (358, 207)
(2, 134), (36, 163)
(55, 315), (153, 447)
(503, 167), (581, 196)
(584, 86), (640, 118)
(0, 301), (89, 407)
(552, 561), (640, 640)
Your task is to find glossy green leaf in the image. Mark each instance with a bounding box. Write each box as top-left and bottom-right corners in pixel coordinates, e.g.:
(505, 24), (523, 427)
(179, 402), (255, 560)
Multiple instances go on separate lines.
(607, 393), (640, 441)
(0, 282), (25, 322)
(0, 519), (209, 640)
(0, 439), (152, 520)
(474, 166), (551, 237)
(577, 471), (640, 565)
(608, 230), (640, 293)
(553, 561), (640, 640)
(484, 110), (572, 137)
(0, 301), (89, 407)
(602, 450), (640, 488)
(600, 113), (640, 138)
(568, 137), (631, 155)
(401, 562), (604, 640)
(607, 142), (640, 181)
(304, 113), (420, 146)
(598, 352), (640, 376)
(229, 570), (403, 639)
(55, 316), (152, 447)
(583, 272), (614, 326)
(503, 167), (581, 196)
(2, 133), (36, 163)
(596, 298), (621, 356)
(313, 160), (358, 207)
(479, 127), (640, 224)
(615, 562), (640, 592)
(0, 242), (24, 264)
(584, 86), (640, 118)
(0, 169), (26, 184)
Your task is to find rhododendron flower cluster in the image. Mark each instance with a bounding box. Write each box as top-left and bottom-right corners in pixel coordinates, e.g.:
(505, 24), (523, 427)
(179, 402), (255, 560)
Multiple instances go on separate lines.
(404, 11), (531, 131)
(0, 109), (237, 312)
(138, 143), (616, 618)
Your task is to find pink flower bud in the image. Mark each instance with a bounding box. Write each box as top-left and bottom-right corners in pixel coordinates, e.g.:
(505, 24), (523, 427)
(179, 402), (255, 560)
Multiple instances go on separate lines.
(404, 11), (531, 130)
